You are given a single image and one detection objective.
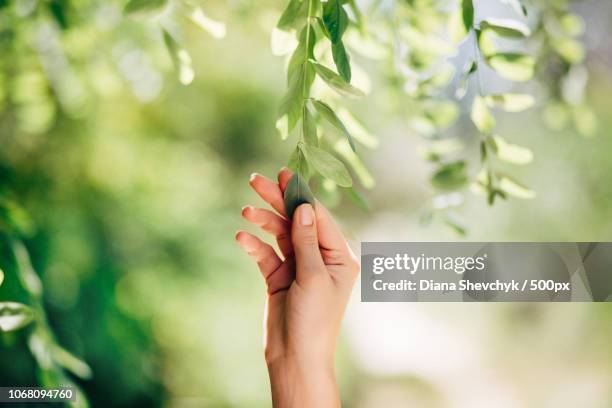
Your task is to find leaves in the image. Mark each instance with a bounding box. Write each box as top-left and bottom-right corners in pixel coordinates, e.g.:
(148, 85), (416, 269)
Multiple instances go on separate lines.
(334, 139), (374, 188)
(288, 146), (312, 179)
(431, 161), (468, 191)
(456, 61), (477, 99)
(302, 106), (318, 146)
(486, 53), (535, 82)
(0, 302), (34, 332)
(288, 25), (316, 85)
(124, 0), (167, 15)
(332, 42), (351, 82)
(443, 214), (467, 236)
(311, 61), (364, 97)
(187, 7), (226, 39)
(322, 0), (352, 82)
(480, 18), (531, 38)
(300, 144), (352, 187)
(312, 99), (356, 151)
(462, 0), (474, 32)
(490, 135), (533, 164)
(50, 344), (93, 380)
(162, 29), (194, 85)
(278, 61), (315, 135)
(471, 95), (496, 134)
(284, 173), (316, 220)
(484, 94), (535, 112)
(498, 175), (535, 199)
(322, 0), (348, 43)
(552, 38), (585, 64)
(277, 0), (305, 30)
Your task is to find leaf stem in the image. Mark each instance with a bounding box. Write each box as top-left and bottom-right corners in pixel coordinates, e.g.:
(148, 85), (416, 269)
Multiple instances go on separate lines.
(470, 28), (485, 96)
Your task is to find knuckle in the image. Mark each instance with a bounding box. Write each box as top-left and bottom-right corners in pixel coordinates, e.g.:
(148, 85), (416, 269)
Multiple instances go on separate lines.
(300, 233), (319, 247)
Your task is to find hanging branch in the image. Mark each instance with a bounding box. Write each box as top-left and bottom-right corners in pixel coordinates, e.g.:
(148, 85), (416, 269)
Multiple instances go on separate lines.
(275, 0), (375, 211)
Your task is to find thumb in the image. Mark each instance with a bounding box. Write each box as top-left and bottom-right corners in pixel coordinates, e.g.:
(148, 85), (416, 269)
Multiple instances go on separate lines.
(291, 204), (325, 280)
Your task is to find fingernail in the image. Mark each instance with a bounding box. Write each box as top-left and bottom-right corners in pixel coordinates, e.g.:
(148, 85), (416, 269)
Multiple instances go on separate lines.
(280, 166), (289, 172)
(249, 173), (258, 182)
(299, 204), (314, 226)
(241, 205), (253, 217)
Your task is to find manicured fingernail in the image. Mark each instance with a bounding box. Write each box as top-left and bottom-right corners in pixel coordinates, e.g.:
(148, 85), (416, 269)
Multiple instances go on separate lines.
(249, 173), (258, 182)
(299, 204), (314, 226)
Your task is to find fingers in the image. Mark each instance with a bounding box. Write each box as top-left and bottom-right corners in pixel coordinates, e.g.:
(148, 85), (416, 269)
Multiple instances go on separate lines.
(278, 167), (293, 192)
(291, 204), (325, 283)
(236, 231), (294, 294)
(249, 173), (286, 217)
(241, 206), (292, 257)
(274, 168), (349, 255)
(236, 231), (282, 279)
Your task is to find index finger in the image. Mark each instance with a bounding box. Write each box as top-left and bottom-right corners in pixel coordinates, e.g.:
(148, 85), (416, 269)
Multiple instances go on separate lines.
(249, 173), (286, 217)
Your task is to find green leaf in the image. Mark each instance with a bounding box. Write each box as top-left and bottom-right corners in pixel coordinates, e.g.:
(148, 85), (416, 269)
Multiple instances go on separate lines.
(51, 344), (93, 380)
(461, 0), (474, 32)
(486, 53), (535, 82)
(424, 101), (459, 130)
(498, 175), (535, 199)
(335, 107), (378, 148)
(332, 41), (351, 82)
(0, 302), (34, 332)
(552, 38), (585, 64)
(300, 144), (352, 187)
(312, 99), (356, 151)
(480, 18), (531, 38)
(484, 94), (535, 112)
(284, 173), (316, 220)
(12, 240), (42, 298)
(279, 61), (315, 136)
(431, 161), (468, 191)
(187, 7), (226, 39)
(322, 0), (348, 44)
(477, 29), (497, 57)
(287, 25), (316, 85)
(456, 61), (477, 99)
(334, 139), (374, 188)
(346, 186), (371, 211)
(124, 0), (167, 15)
(302, 106), (318, 146)
(0, 268), (3, 287)
(559, 13), (584, 37)
(443, 214), (467, 236)
(490, 135), (533, 164)
(288, 146), (312, 179)
(311, 61), (364, 97)
(277, 0), (305, 30)
(162, 29), (194, 85)
(471, 95), (496, 134)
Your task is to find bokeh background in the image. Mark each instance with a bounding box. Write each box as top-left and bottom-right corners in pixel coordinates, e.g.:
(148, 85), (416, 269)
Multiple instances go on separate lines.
(1, 0), (612, 407)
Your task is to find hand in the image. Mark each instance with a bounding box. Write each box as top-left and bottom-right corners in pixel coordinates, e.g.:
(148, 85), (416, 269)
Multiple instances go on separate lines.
(236, 168), (359, 408)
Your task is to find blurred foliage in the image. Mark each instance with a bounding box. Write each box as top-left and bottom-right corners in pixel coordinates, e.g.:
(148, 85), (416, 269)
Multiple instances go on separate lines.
(0, 0), (611, 407)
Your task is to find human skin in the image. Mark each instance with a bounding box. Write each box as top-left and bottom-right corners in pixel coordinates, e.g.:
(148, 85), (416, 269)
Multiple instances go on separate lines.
(236, 168), (359, 408)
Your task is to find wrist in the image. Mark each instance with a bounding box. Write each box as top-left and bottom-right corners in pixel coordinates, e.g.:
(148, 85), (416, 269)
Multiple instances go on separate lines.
(267, 355), (339, 408)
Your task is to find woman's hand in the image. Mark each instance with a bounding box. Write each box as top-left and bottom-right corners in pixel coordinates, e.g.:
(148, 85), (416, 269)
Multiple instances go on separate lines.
(236, 168), (359, 408)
